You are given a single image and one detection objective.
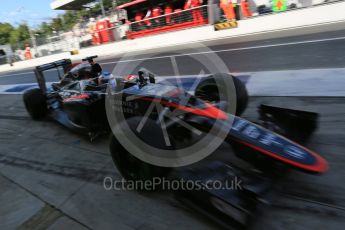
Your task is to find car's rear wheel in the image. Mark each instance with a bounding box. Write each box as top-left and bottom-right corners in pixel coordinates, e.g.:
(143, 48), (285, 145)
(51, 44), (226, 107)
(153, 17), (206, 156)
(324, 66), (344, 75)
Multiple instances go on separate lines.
(23, 88), (47, 120)
(109, 117), (171, 186)
(195, 73), (248, 116)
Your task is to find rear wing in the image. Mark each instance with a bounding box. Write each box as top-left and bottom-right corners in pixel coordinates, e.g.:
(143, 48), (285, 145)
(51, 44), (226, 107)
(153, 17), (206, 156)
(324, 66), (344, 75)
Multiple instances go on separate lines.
(34, 59), (72, 94)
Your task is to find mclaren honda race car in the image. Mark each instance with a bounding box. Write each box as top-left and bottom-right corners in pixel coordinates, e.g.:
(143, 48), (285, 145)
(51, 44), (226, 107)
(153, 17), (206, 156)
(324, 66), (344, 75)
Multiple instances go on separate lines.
(23, 57), (328, 227)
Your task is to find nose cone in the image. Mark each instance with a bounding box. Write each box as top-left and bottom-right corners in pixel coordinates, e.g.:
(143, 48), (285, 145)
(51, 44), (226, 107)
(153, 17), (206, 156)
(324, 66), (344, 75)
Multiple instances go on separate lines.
(229, 116), (328, 174)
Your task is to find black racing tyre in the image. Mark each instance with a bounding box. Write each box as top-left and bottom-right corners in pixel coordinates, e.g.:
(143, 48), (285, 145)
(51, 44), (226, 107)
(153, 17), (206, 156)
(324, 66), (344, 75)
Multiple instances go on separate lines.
(23, 88), (47, 120)
(194, 73), (248, 116)
(109, 117), (172, 185)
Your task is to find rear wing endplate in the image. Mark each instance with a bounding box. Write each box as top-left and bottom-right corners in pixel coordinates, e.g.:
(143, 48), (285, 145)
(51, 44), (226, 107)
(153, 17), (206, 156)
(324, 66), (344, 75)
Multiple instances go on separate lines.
(34, 59), (72, 94)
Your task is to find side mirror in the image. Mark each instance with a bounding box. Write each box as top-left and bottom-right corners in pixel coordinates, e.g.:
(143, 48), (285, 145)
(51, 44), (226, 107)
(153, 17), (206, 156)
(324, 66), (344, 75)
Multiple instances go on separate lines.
(138, 68), (156, 85)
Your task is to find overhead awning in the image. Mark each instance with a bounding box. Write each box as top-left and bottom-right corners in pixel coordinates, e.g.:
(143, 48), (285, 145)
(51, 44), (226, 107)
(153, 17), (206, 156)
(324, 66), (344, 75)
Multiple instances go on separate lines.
(50, 0), (95, 10)
(116, 0), (147, 9)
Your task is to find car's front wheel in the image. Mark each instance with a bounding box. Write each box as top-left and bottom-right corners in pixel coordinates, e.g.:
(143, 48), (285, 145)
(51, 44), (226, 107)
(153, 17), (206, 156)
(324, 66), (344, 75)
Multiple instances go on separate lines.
(109, 117), (172, 186)
(195, 73), (248, 116)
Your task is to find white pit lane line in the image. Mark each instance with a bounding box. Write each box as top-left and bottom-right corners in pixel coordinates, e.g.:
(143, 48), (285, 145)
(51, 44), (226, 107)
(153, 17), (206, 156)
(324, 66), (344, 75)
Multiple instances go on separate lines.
(100, 35), (345, 65)
(0, 69), (55, 78)
(0, 82), (54, 95)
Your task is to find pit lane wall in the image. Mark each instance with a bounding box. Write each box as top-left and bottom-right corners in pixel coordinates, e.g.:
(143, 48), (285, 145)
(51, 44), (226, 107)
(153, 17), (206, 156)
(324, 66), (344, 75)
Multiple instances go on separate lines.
(1, 1), (345, 74)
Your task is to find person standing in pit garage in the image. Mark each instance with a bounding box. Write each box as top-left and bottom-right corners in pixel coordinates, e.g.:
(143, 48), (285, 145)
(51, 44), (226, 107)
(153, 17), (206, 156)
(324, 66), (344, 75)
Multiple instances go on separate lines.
(143, 8), (152, 28)
(134, 11), (145, 31)
(241, 0), (252, 18)
(151, 5), (163, 28)
(220, 0), (236, 21)
(164, 4), (174, 25)
(184, 0), (192, 21)
(184, 0), (204, 22)
(144, 5), (163, 28)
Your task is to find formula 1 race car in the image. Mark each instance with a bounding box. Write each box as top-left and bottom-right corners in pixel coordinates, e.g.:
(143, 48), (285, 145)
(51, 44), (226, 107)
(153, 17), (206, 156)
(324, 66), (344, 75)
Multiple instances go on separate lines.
(23, 57), (328, 228)
(23, 56), (328, 176)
